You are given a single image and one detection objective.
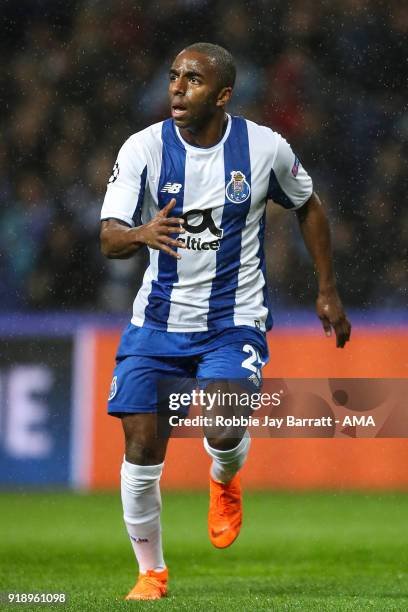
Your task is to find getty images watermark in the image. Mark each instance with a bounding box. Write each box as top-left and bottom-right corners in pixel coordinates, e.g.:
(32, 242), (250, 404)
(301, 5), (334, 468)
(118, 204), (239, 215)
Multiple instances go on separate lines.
(157, 379), (408, 438)
(169, 389), (282, 411)
(168, 388), (283, 428)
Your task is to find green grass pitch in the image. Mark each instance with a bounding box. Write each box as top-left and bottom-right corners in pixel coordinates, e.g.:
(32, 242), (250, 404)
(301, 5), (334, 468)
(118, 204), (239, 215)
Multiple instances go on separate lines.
(1, 491), (407, 611)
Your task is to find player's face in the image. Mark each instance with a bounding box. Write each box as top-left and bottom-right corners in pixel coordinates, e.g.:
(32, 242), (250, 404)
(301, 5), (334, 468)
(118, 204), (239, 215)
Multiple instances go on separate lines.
(169, 51), (227, 130)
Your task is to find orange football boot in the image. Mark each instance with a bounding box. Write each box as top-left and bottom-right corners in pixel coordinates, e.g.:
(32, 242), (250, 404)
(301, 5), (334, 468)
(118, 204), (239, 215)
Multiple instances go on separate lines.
(125, 567), (168, 600)
(208, 472), (242, 548)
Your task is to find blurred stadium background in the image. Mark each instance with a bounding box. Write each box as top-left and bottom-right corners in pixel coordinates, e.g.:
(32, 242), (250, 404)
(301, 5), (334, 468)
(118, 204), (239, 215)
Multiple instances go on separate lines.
(1, 0), (407, 312)
(1, 1), (407, 608)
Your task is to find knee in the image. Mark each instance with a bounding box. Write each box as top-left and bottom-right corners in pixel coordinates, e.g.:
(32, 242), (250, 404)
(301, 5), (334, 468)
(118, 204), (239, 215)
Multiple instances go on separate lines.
(125, 439), (165, 465)
(121, 414), (168, 466)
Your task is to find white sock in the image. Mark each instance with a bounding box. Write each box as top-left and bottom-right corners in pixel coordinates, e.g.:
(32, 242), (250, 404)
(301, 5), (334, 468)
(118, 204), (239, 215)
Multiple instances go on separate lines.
(120, 459), (166, 574)
(203, 431), (251, 484)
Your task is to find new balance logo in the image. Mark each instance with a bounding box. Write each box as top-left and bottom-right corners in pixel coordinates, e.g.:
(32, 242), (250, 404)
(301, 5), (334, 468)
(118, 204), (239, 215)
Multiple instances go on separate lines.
(129, 535), (149, 543)
(161, 182), (182, 194)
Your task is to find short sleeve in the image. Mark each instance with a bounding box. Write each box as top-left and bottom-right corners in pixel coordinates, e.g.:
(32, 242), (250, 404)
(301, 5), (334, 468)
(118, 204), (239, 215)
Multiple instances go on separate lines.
(100, 136), (148, 227)
(267, 135), (313, 210)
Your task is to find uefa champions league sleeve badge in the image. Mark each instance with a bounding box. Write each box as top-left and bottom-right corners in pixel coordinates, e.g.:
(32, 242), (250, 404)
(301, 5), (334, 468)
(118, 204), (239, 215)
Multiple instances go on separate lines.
(225, 171), (251, 203)
(108, 161), (120, 184)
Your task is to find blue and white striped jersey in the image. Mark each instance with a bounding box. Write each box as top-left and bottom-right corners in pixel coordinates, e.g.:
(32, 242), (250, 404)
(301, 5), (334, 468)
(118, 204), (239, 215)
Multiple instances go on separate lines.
(101, 115), (313, 332)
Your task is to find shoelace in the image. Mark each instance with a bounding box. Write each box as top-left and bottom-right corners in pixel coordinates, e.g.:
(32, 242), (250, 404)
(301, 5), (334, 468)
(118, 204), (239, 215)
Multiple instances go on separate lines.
(138, 572), (165, 592)
(215, 488), (237, 518)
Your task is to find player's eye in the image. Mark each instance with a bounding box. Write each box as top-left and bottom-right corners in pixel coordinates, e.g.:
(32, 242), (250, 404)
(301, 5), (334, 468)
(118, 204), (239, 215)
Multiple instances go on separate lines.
(189, 77), (200, 84)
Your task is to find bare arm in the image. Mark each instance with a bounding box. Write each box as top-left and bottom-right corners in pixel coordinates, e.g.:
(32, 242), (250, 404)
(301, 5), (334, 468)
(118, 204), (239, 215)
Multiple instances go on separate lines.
(296, 192), (351, 348)
(100, 198), (186, 260)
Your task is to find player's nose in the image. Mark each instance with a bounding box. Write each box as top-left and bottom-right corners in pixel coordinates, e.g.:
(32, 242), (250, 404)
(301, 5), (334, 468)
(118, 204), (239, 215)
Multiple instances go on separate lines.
(170, 76), (186, 96)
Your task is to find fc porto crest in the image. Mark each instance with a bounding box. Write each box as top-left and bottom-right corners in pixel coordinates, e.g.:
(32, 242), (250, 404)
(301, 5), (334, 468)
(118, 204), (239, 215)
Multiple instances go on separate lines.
(108, 376), (117, 401)
(225, 170), (251, 203)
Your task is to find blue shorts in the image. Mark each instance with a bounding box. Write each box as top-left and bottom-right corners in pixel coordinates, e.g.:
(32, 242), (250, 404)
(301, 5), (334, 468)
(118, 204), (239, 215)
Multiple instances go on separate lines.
(107, 324), (269, 417)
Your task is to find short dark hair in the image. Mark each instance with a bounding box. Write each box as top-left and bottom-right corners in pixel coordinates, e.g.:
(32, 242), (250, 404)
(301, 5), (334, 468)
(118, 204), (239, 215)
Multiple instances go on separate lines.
(183, 42), (236, 89)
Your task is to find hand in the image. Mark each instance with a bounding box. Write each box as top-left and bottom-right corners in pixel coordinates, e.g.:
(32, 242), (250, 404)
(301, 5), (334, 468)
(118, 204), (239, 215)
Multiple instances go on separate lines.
(316, 289), (351, 348)
(139, 198), (186, 259)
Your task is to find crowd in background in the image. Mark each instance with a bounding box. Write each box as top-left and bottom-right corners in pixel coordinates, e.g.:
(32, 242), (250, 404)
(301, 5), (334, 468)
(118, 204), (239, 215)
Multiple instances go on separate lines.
(1, 0), (406, 313)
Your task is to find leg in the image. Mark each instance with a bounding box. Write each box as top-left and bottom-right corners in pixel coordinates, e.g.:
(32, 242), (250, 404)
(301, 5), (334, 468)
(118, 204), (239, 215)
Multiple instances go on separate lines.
(202, 380), (251, 483)
(120, 413), (169, 573)
(199, 380), (252, 549)
(108, 344), (196, 599)
(197, 339), (266, 548)
(204, 430), (251, 484)
(122, 412), (169, 465)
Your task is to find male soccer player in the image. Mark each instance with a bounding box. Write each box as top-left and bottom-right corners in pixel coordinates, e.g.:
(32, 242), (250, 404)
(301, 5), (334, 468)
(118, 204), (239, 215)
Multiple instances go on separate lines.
(100, 42), (351, 600)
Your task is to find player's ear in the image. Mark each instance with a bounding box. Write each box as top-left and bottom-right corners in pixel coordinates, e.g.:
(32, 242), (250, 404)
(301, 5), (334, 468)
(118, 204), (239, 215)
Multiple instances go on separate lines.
(216, 87), (233, 108)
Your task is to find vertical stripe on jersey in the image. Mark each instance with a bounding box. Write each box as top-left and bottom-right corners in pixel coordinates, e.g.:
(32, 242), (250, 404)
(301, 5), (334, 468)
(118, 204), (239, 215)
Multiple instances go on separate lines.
(207, 116), (251, 329)
(132, 165), (147, 226)
(166, 147), (225, 332)
(267, 169), (295, 209)
(232, 199), (269, 331)
(256, 210), (273, 330)
(143, 120), (186, 329)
